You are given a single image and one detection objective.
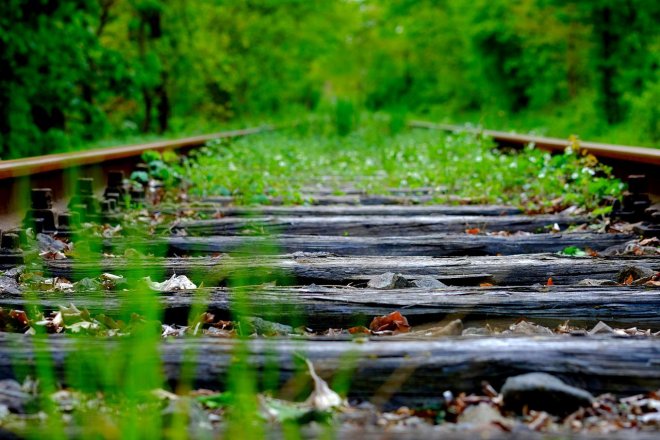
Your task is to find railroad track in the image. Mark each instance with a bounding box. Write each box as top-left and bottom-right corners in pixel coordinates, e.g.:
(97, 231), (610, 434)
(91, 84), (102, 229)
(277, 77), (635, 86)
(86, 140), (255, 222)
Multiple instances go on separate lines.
(409, 120), (660, 165)
(410, 120), (660, 198)
(0, 123), (659, 438)
(0, 125), (274, 227)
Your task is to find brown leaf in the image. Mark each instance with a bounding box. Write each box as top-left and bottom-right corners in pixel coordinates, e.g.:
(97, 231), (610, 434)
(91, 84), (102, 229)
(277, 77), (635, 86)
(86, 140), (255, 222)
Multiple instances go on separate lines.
(546, 277), (554, 286)
(8, 310), (29, 327)
(348, 326), (370, 334)
(585, 247), (599, 257)
(465, 228), (480, 235)
(213, 320), (234, 330)
(480, 282), (494, 287)
(623, 274), (634, 285)
(639, 237), (659, 246)
(369, 311), (410, 333)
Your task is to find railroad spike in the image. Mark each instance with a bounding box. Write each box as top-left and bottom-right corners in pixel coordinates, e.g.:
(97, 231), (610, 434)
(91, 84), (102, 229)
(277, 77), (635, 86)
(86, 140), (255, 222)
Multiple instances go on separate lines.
(5, 228), (27, 246)
(0, 232), (24, 266)
(130, 186), (146, 204)
(23, 188), (58, 233)
(1, 233), (20, 251)
(611, 174), (651, 224)
(56, 212), (80, 232)
(68, 177), (101, 219)
(104, 170), (127, 203)
(30, 188), (53, 210)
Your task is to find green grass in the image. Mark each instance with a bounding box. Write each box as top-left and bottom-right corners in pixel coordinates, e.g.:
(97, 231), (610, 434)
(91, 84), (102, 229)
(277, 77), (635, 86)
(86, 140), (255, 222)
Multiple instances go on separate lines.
(184, 117), (623, 213)
(3, 233), (318, 439)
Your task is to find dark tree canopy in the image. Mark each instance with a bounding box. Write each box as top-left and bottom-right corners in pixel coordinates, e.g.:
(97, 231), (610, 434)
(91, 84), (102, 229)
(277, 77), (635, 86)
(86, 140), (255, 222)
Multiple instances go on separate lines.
(1, 0), (658, 157)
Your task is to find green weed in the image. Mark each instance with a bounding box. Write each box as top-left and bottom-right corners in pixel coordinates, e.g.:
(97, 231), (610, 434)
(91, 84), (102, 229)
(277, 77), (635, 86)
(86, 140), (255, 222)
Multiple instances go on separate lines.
(185, 120), (623, 213)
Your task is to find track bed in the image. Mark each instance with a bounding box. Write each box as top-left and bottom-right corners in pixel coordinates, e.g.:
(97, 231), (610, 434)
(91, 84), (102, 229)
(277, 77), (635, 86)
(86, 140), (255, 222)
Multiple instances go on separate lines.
(1, 172), (659, 438)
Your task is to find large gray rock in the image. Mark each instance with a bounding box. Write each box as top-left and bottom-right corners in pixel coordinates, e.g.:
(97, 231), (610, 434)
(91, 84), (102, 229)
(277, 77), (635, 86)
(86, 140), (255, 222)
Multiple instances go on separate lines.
(0, 379), (32, 413)
(616, 265), (656, 284)
(410, 276), (446, 289)
(367, 272), (410, 289)
(503, 320), (553, 336)
(1, 266), (24, 280)
(501, 373), (594, 416)
(0, 277), (20, 295)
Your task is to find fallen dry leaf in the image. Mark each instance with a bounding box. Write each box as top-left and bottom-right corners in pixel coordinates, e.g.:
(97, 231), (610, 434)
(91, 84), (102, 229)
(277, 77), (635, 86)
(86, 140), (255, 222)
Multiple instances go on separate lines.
(639, 237), (659, 246)
(480, 282), (494, 287)
(348, 326), (370, 334)
(146, 274), (197, 291)
(623, 274), (634, 285)
(39, 250), (67, 260)
(369, 311), (410, 333)
(8, 309), (29, 327)
(546, 278), (554, 286)
(586, 247), (599, 257)
(465, 228), (480, 235)
(304, 359), (345, 410)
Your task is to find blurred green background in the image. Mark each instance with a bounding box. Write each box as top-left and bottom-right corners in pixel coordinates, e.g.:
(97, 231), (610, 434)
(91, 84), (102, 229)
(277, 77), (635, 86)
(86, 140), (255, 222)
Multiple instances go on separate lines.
(1, 0), (658, 158)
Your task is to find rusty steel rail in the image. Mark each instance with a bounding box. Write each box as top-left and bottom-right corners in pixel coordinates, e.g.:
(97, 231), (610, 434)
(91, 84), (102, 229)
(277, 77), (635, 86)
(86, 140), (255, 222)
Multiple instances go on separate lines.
(0, 125), (274, 180)
(410, 120), (660, 167)
(0, 125), (275, 224)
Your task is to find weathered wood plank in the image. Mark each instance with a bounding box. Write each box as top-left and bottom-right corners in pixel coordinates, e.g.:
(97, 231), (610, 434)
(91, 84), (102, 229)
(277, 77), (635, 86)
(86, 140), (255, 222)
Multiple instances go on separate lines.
(42, 254), (660, 286)
(169, 214), (589, 236)
(203, 194), (472, 206)
(1, 334), (659, 407)
(305, 426), (660, 440)
(296, 186), (442, 196)
(110, 232), (633, 257)
(159, 204), (523, 217)
(3, 286), (660, 329)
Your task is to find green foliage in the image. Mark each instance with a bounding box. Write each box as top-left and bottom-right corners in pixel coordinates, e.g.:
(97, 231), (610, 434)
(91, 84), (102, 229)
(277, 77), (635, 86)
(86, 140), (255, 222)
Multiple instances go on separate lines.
(560, 246), (587, 257)
(135, 149), (182, 187)
(1, 0), (659, 156)
(334, 99), (357, 136)
(197, 392), (233, 409)
(141, 150), (162, 164)
(186, 121), (623, 212)
(0, 0), (134, 158)
(387, 106), (408, 135)
(130, 171), (150, 186)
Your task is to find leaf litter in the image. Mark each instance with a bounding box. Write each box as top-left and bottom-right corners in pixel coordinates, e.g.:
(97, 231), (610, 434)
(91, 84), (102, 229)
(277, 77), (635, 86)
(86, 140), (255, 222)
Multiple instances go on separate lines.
(3, 376), (660, 437)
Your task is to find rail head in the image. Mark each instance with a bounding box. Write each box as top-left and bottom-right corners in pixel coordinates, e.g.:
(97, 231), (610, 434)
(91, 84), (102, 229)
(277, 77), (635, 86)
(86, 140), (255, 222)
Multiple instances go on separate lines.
(0, 125), (274, 180)
(409, 120), (660, 167)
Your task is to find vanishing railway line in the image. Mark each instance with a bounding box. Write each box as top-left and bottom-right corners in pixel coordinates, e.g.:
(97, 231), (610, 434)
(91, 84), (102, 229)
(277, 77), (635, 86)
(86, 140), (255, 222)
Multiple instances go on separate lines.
(0, 123), (659, 438)
(0, 120), (657, 217)
(409, 120), (660, 167)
